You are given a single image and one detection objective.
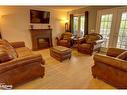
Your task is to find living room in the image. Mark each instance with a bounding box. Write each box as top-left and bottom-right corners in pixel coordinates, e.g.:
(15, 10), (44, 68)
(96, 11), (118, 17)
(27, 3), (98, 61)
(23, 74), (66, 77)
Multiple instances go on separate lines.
(0, 5), (127, 90)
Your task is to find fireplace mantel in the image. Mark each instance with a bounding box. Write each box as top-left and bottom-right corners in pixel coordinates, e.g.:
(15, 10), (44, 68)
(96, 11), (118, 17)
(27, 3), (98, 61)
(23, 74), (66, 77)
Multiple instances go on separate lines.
(30, 29), (52, 50)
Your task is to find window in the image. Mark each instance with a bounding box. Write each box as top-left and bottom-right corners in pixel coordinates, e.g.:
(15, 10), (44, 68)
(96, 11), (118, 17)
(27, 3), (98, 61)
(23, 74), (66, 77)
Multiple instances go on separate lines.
(96, 7), (127, 51)
(99, 14), (112, 48)
(117, 12), (127, 49)
(73, 15), (85, 37)
(73, 16), (79, 36)
(80, 16), (85, 37)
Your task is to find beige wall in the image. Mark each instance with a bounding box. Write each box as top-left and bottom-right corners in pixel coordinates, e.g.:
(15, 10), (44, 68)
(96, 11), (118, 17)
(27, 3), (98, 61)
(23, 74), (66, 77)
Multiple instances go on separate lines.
(68, 6), (115, 33)
(0, 7), (67, 49)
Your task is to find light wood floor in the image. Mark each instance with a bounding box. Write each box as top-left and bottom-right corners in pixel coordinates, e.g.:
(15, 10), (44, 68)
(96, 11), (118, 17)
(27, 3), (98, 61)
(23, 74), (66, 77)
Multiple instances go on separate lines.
(15, 49), (115, 89)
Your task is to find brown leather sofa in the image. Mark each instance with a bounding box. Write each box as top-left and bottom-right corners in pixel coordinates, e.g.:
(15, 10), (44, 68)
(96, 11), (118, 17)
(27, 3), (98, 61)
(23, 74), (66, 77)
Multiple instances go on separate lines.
(56, 32), (72, 47)
(0, 41), (45, 88)
(92, 48), (127, 88)
(77, 33), (104, 55)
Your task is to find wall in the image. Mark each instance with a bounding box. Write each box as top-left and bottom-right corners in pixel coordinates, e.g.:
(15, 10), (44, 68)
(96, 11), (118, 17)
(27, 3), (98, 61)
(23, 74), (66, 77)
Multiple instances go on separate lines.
(0, 6), (67, 49)
(68, 6), (115, 33)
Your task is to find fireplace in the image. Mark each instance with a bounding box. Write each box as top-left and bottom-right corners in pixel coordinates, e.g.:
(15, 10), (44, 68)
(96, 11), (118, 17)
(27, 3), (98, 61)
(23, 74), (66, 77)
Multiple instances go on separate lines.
(30, 29), (52, 50)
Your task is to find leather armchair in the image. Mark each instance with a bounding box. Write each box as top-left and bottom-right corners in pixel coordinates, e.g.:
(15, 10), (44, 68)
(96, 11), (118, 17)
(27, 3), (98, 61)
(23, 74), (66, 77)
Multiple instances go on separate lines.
(56, 32), (72, 48)
(92, 48), (127, 88)
(77, 33), (104, 55)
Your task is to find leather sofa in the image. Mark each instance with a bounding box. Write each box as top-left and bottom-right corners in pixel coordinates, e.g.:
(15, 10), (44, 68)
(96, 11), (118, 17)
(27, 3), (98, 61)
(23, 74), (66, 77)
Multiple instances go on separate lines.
(56, 32), (72, 47)
(92, 48), (127, 88)
(77, 33), (104, 55)
(0, 41), (45, 88)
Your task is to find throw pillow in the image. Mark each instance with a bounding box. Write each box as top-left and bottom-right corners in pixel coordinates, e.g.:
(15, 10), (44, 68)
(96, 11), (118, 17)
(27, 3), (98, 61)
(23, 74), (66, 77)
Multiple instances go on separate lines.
(116, 51), (127, 60)
(0, 39), (18, 58)
(0, 49), (14, 63)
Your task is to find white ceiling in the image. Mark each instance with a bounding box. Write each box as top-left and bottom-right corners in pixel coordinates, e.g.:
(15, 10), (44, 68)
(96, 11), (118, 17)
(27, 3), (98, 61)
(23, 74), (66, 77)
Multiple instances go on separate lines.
(50, 6), (85, 12)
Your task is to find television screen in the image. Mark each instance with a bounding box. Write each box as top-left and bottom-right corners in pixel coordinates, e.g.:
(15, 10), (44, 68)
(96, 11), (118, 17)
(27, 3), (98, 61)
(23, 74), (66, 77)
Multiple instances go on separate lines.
(30, 10), (50, 24)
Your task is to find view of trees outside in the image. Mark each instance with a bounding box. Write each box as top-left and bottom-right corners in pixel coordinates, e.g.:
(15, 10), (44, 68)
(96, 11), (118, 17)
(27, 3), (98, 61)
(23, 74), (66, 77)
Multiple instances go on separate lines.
(73, 16), (78, 36)
(73, 16), (85, 37)
(100, 14), (112, 48)
(117, 12), (127, 49)
(80, 16), (85, 37)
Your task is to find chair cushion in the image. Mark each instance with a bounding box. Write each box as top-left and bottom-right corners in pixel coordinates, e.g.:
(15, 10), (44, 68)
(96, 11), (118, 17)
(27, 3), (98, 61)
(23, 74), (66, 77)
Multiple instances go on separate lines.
(0, 39), (18, 58)
(117, 51), (127, 60)
(0, 50), (14, 63)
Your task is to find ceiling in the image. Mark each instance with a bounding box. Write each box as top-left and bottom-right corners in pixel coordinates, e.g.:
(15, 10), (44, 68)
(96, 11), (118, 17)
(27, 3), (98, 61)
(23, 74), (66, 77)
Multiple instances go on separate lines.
(50, 6), (85, 12)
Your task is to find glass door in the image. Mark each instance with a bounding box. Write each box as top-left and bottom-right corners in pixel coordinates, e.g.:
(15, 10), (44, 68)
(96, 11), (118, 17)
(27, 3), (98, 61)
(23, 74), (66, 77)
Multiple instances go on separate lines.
(73, 16), (79, 36)
(96, 9), (116, 51)
(73, 15), (85, 38)
(80, 16), (85, 38)
(99, 14), (113, 48)
(96, 7), (127, 51)
(115, 8), (127, 49)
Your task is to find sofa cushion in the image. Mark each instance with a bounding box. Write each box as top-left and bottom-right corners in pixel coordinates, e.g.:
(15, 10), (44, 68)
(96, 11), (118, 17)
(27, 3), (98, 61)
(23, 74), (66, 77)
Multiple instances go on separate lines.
(117, 51), (127, 60)
(0, 50), (14, 63)
(16, 47), (33, 58)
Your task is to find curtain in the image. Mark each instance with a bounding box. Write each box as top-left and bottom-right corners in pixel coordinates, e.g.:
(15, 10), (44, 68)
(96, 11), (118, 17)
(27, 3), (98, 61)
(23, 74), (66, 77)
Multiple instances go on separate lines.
(69, 14), (74, 33)
(84, 11), (89, 35)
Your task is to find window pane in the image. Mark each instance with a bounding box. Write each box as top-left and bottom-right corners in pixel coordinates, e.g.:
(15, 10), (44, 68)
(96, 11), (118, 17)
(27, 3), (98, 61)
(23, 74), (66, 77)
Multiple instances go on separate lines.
(73, 16), (78, 36)
(117, 12), (127, 49)
(100, 14), (113, 48)
(80, 16), (85, 37)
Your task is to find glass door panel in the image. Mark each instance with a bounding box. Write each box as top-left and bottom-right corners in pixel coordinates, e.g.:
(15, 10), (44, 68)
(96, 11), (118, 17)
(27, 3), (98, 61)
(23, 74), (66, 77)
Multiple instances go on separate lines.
(99, 14), (113, 48)
(80, 16), (85, 37)
(73, 16), (78, 36)
(117, 12), (127, 49)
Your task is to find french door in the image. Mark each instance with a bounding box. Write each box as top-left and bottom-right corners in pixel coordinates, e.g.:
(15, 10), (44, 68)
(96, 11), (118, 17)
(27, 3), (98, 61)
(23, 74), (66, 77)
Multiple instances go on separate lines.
(73, 15), (85, 37)
(96, 7), (127, 51)
(115, 8), (127, 49)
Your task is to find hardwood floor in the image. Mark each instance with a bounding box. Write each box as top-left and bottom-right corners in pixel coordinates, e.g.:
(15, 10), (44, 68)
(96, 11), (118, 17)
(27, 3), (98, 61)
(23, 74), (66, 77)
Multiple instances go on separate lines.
(15, 48), (115, 89)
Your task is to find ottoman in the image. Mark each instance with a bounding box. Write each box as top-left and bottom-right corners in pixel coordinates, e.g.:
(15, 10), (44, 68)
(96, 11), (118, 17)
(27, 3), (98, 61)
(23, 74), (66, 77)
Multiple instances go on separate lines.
(50, 46), (72, 62)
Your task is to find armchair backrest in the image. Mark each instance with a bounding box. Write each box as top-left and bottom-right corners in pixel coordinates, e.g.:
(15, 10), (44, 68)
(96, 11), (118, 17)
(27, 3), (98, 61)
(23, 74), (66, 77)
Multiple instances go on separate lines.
(61, 32), (72, 40)
(106, 48), (126, 57)
(85, 33), (103, 43)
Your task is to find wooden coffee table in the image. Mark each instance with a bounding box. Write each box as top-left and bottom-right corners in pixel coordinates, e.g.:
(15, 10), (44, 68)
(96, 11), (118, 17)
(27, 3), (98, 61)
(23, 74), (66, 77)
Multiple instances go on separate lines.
(50, 46), (72, 62)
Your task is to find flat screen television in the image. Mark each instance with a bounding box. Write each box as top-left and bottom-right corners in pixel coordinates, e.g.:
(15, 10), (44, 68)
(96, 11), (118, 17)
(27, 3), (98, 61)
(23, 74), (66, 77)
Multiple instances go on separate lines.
(30, 10), (50, 24)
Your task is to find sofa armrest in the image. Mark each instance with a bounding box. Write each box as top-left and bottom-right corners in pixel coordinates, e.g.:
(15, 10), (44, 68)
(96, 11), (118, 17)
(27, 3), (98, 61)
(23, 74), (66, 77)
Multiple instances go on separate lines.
(94, 53), (127, 72)
(10, 41), (25, 48)
(106, 48), (126, 57)
(0, 54), (45, 74)
(94, 39), (104, 44)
